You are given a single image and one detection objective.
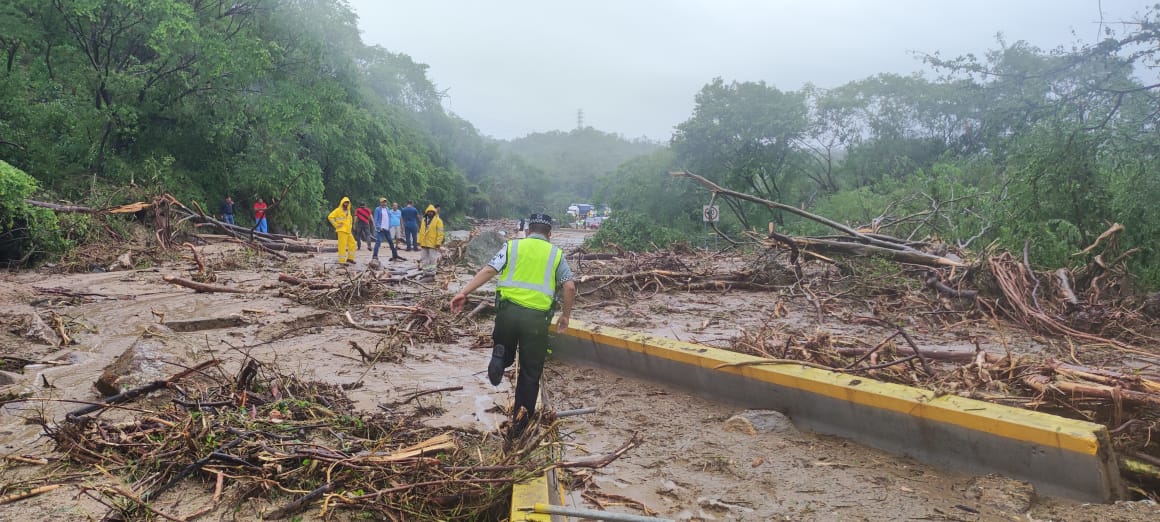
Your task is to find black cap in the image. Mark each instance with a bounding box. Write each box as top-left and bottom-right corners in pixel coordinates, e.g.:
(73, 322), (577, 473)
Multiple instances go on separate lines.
(529, 213), (552, 226)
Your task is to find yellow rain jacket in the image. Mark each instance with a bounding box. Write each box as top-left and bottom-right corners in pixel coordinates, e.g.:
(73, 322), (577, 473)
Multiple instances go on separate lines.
(418, 204), (444, 248)
(328, 197), (353, 233)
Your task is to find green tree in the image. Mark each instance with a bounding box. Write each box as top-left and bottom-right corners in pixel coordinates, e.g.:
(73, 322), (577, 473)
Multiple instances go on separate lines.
(0, 161), (66, 264)
(502, 127), (661, 208)
(672, 78), (809, 227)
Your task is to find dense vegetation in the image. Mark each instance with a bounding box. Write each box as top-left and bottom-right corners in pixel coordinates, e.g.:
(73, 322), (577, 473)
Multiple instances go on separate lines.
(3, 1), (1159, 290)
(594, 9), (1160, 287)
(0, 0), (580, 245)
(500, 128), (659, 212)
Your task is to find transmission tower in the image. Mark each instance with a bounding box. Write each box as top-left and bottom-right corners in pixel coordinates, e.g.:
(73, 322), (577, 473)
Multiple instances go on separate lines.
(576, 109), (584, 130)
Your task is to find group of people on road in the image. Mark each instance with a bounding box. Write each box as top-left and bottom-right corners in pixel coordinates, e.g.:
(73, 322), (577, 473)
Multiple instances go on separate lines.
(327, 198), (443, 267)
(222, 193), (567, 443)
(218, 196), (268, 233)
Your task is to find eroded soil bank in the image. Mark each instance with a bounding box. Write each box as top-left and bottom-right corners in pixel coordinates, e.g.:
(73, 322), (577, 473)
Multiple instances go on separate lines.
(0, 225), (1157, 520)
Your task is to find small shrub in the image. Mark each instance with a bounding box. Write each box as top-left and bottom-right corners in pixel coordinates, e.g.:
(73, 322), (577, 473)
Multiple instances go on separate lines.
(0, 160), (68, 265)
(584, 212), (684, 252)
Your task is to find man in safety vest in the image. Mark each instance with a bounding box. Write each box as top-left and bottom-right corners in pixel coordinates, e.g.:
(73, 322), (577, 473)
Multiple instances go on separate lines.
(450, 213), (575, 439)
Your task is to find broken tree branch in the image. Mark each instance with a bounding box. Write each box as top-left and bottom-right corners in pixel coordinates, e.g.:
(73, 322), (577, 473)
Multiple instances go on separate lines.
(67, 360), (220, 418)
(0, 484), (62, 505)
(793, 237), (964, 267)
(1074, 222), (1124, 256)
(1056, 268), (1080, 308)
(23, 199), (151, 214)
(924, 273), (978, 299)
(672, 170), (949, 257)
(278, 273), (336, 290)
(162, 275), (249, 293)
(557, 433), (642, 469)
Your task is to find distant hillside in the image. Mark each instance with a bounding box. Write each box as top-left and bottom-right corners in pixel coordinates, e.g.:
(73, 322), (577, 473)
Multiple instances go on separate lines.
(501, 128), (661, 203)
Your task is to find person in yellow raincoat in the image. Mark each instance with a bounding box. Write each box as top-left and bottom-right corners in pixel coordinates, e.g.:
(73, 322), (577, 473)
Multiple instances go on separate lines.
(328, 197), (356, 264)
(417, 204), (444, 271)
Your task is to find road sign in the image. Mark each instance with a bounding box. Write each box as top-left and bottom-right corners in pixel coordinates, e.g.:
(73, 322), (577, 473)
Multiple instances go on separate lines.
(702, 205), (720, 223)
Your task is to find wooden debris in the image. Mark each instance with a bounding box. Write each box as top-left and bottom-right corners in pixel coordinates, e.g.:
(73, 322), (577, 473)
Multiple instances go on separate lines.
(162, 275), (248, 293)
(0, 484), (62, 505)
(44, 358), (560, 520)
(277, 273), (336, 289)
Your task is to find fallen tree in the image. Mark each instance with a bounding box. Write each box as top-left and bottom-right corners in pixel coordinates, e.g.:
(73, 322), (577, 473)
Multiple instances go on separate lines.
(670, 170), (965, 268)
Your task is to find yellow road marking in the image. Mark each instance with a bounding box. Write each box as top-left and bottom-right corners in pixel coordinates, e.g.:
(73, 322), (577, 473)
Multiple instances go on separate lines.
(552, 320), (1103, 455)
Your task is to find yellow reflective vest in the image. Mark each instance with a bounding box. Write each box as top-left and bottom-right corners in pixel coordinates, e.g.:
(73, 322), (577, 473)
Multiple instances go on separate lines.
(497, 237), (561, 312)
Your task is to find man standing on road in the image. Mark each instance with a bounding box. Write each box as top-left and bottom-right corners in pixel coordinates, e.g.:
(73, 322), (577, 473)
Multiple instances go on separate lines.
(401, 201), (420, 251)
(372, 198), (404, 262)
(449, 213), (575, 439)
(418, 204), (444, 271)
(253, 198), (268, 233)
(389, 202), (403, 249)
(219, 196), (235, 225)
(328, 197), (356, 265)
(354, 202), (373, 251)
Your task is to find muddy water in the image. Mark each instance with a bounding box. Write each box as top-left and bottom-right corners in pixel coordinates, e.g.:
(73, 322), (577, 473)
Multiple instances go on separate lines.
(1, 230), (1157, 521)
(548, 363), (971, 521)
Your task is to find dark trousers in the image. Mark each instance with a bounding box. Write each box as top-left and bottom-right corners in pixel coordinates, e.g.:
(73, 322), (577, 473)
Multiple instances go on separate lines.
(354, 221), (370, 249)
(404, 224), (419, 250)
(492, 301), (551, 422)
(372, 228), (399, 259)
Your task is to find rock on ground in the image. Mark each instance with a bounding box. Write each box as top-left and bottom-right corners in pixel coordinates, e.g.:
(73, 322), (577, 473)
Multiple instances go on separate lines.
(20, 312), (57, 345)
(464, 231), (505, 266)
(723, 409), (798, 436)
(445, 230), (471, 242)
(0, 370), (21, 385)
(94, 325), (191, 396)
(964, 474), (1035, 514)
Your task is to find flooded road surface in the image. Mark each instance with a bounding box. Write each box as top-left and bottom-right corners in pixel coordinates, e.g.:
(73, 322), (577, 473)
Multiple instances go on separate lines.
(1, 228), (1157, 521)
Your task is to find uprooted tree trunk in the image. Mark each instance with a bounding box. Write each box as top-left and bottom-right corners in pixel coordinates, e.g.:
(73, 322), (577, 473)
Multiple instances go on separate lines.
(23, 199), (153, 215)
(670, 170), (964, 268)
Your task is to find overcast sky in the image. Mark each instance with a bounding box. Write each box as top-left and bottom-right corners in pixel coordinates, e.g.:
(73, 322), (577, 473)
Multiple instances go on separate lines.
(348, 1), (1151, 141)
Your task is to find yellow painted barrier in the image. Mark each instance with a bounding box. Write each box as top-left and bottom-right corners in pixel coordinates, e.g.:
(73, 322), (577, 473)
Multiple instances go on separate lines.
(510, 473), (552, 522)
(552, 320), (1103, 456)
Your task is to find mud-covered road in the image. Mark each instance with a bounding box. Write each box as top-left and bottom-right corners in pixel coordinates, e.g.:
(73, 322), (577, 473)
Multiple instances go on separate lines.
(1, 225), (1156, 520)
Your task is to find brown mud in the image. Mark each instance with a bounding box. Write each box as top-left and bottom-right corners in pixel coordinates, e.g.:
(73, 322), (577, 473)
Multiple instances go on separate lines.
(0, 225), (1156, 520)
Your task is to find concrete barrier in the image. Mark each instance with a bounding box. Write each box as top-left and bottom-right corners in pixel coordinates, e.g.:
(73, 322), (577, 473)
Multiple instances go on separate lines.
(548, 320), (1125, 502)
(510, 386), (566, 521)
(510, 472), (554, 522)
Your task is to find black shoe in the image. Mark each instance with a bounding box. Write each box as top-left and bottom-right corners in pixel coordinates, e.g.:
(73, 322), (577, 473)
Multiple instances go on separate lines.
(506, 414), (530, 441)
(488, 344), (506, 386)
(391, 256), (405, 261)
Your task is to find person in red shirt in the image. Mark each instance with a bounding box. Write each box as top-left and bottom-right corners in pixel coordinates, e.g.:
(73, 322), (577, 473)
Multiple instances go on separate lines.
(354, 202), (373, 251)
(253, 198), (268, 233)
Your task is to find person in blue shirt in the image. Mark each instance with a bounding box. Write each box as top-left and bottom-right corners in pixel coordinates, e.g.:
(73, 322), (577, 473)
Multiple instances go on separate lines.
(388, 202), (403, 250)
(400, 201), (421, 251)
(371, 198), (403, 261)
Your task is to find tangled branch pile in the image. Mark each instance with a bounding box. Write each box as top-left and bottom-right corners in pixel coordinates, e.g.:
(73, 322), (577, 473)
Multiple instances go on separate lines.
(43, 359), (546, 521)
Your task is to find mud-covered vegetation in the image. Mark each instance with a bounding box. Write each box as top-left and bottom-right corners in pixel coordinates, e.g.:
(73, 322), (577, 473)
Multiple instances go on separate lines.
(592, 7), (1160, 288)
